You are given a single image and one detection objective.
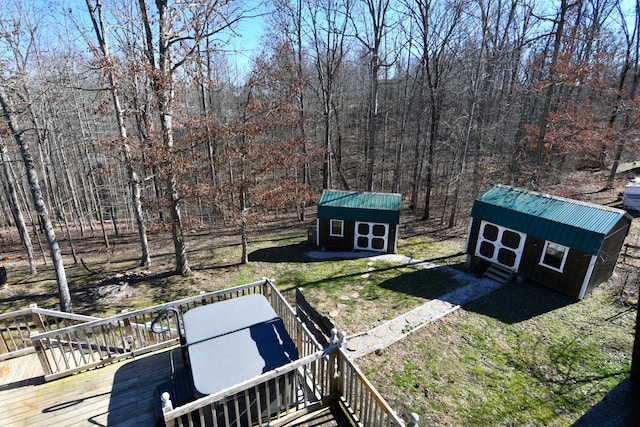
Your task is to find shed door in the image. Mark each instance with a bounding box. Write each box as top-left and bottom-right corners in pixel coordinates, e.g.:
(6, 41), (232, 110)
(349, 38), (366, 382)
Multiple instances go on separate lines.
(354, 222), (388, 252)
(475, 220), (525, 271)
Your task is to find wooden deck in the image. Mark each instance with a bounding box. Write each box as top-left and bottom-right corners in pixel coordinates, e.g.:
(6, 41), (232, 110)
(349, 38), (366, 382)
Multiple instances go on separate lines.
(0, 348), (354, 427)
(0, 348), (179, 426)
(285, 404), (357, 427)
(0, 283), (404, 427)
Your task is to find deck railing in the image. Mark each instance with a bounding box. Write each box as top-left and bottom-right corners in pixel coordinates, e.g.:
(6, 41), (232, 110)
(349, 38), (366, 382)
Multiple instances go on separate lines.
(0, 305), (98, 361)
(337, 345), (408, 426)
(162, 335), (408, 427)
(29, 279), (321, 381)
(162, 344), (336, 427)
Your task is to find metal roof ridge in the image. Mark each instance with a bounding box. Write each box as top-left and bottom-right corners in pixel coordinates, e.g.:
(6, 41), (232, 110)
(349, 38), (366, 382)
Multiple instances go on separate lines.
(321, 189), (401, 197)
(492, 184), (627, 217)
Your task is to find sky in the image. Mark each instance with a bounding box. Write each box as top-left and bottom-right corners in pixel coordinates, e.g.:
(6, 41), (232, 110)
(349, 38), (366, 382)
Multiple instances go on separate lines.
(15, 0), (640, 82)
(225, 9), (267, 77)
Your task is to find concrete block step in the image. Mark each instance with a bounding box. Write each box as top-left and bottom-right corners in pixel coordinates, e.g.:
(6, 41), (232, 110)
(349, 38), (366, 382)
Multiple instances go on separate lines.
(484, 265), (514, 284)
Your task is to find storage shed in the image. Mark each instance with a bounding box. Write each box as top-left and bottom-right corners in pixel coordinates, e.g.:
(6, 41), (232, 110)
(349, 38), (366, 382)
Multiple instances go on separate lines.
(465, 184), (633, 299)
(316, 190), (401, 254)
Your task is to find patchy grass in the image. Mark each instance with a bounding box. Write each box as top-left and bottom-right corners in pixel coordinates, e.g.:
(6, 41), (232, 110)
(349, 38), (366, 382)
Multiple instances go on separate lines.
(358, 282), (635, 426)
(278, 257), (461, 334)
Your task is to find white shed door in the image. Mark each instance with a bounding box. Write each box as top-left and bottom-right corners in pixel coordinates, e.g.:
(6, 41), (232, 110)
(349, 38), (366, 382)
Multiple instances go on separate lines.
(354, 222), (389, 252)
(474, 220), (526, 271)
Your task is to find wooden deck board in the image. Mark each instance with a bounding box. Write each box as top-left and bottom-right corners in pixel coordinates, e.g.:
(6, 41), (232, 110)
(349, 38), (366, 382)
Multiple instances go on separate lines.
(0, 352), (43, 387)
(0, 349), (178, 427)
(0, 348), (351, 427)
(284, 403), (357, 427)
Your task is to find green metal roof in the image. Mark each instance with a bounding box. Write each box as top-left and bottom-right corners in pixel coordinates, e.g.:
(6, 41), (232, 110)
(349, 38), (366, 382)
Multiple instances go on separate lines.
(317, 190), (401, 224)
(471, 185), (632, 255)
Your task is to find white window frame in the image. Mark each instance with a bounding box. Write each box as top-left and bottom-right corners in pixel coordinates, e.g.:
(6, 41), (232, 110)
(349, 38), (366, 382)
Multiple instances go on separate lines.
(474, 221), (526, 271)
(539, 241), (569, 272)
(329, 219), (344, 237)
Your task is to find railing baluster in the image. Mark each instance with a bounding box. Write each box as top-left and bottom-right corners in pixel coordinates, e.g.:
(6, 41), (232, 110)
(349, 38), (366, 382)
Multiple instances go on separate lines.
(95, 325), (107, 359)
(223, 397), (231, 426)
(232, 393), (241, 426)
(211, 404), (219, 427)
(243, 388), (252, 425)
(83, 328), (98, 362)
(8, 318), (20, 351)
(264, 379), (272, 424)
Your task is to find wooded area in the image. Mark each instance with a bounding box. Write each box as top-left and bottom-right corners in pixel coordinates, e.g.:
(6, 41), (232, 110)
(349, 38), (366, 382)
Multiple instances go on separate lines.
(1, 0), (639, 311)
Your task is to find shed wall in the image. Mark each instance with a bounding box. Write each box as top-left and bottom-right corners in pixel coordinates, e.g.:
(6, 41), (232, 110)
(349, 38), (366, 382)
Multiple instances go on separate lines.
(467, 218), (591, 298)
(317, 218), (398, 254)
(585, 216), (632, 295)
(318, 218), (356, 251)
(517, 235), (591, 298)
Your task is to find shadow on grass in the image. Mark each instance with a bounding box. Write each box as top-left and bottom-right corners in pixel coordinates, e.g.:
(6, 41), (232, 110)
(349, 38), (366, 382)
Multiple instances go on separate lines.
(278, 255), (466, 295)
(376, 265), (469, 300)
(0, 291), (59, 308)
(366, 262), (577, 324)
(463, 280), (577, 324)
(248, 241), (323, 263)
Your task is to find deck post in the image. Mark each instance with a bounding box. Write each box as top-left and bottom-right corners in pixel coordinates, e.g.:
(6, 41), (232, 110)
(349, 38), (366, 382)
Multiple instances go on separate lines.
(30, 304), (46, 334)
(329, 329), (346, 398)
(406, 412), (419, 427)
(161, 392), (174, 414)
(32, 337), (53, 376)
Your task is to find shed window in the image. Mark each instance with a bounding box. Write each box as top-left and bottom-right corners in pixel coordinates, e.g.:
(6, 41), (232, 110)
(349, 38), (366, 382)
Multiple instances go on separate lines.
(330, 219), (344, 237)
(539, 241), (569, 272)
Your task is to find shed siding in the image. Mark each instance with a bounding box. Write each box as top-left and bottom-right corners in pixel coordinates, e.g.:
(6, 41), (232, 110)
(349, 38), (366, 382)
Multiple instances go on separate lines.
(316, 190), (401, 254)
(584, 217), (632, 296)
(518, 235), (591, 298)
(318, 218), (399, 253)
(466, 185), (633, 299)
(471, 185), (631, 255)
(318, 218), (356, 251)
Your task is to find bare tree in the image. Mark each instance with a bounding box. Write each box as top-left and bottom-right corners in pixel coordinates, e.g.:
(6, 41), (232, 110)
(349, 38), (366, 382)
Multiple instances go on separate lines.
(0, 142), (37, 274)
(354, 0), (393, 192)
(85, 0), (150, 266)
(136, 0), (243, 275)
(607, 1), (640, 183)
(0, 87), (72, 312)
(300, 0), (353, 190)
(534, 0), (574, 179)
(403, 0), (463, 219)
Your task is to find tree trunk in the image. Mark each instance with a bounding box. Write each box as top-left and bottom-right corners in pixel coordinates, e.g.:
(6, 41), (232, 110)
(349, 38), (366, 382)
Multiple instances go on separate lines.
(366, 56), (379, 192)
(87, 0), (150, 266)
(0, 87), (72, 312)
(448, 62), (481, 228)
(536, 0), (570, 178)
(1, 144), (37, 275)
(607, 12), (639, 184)
(362, 0), (390, 192)
(240, 188), (248, 265)
(139, 0), (191, 275)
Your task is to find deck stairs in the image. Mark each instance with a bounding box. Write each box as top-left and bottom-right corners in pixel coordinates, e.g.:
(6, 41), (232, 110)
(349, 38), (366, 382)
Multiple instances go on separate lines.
(484, 263), (514, 284)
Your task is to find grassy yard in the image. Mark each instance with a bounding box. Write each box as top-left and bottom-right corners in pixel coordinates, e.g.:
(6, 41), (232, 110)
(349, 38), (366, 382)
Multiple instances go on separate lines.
(0, 225), (637, 426)
(357, 281), (635, 426)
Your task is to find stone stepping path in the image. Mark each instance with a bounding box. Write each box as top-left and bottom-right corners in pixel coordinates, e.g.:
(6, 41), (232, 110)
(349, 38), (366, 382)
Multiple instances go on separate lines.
(344, 265), (503, 358)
